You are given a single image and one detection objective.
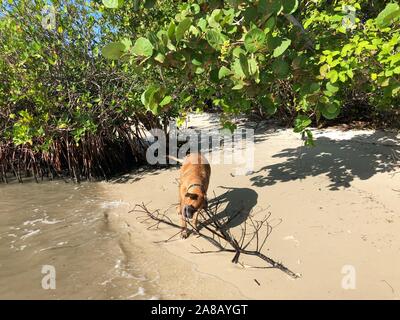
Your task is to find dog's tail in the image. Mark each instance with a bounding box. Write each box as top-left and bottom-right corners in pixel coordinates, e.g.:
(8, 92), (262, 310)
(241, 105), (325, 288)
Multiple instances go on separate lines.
(167, 155), (184, 164)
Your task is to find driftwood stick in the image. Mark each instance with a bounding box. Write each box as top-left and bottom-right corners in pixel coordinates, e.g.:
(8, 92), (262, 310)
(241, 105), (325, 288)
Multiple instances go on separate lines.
(131, 202), (300, 279)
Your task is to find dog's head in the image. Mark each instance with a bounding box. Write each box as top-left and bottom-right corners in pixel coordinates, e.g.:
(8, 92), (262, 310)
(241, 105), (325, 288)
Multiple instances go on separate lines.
(182, 187), (207, 220)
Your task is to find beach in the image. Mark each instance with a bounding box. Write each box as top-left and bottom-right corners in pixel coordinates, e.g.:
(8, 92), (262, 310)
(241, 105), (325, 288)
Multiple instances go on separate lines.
(1, 116), (399, 299)
(103, 116), (400, 299)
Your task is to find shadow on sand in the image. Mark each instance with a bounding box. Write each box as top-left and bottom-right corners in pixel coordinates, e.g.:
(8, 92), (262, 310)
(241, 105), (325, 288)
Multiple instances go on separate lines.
(250, 130), (399, 190)
(205, 186), (258, 230)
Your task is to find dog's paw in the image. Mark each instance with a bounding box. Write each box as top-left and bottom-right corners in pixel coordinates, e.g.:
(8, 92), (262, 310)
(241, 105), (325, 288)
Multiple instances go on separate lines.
(181, 230), (189, 239)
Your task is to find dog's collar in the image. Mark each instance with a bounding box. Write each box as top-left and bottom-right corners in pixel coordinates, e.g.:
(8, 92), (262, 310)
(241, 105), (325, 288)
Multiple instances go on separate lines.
(187, 183), (204, 193)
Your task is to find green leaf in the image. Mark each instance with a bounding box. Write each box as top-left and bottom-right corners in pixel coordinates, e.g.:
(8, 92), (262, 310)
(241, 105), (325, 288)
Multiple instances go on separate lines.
(321, 100), (340, 119)
(258, 0), (268, 13)
(272, 60), (289, 78)
(191, 3), (201, 14)
(102, 0), (124, 9)
(259, 0), (282, 14)
(266, 35), (280, 51)
(102, 42), (126, 60)
(273, 38), (291, 57)
(304, 129), (315, 147)
(243, 6), (258, 24)
(319, 64), (329, 77)
(210, 68), (219, 83)
(141, 85), (161, 114)
(376, 3), (400, 28)
(159, 95), (172, 106)
(189, 25), (200, 37)
(308, 82), (320, 94)
(132, 37), (154, 57)
(244, 28), (266, 53)
(197, 18), (207, 32)
(206, 30), (225, 50)
(248, 57), (259, 77)
(167, 21), (176, 40)
(260, 95), (277, 115)
(232, 58), (246, 79)
(239, 53), (250, 78)
(294, 115), (311, 133)
(218, 66), (231, 79)
(208, 9), (223, 28)
(346, 69), (354, 79)
(195, 67), (205, 74)
(282, 0), (298, 14)
(154, 53), (165, 63)
(120, 38), (132, 50)
(264, 16), (276, 34)
(144, 0), (156, 9)
(227, 0), (240, 7)
(157, 30), (169, 44)
(191, 57), (202, 66)
(327, 70), (338, 83)
(232, 82), (244, 90)
(175, 18), (192, 42)
(232, 47), (245, 58)
(326, 82), (339, 93)
(338, 72), (347, 83)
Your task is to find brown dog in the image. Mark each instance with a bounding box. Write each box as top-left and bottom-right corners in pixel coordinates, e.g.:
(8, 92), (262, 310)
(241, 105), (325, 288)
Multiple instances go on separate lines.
(169, 153), (211, 239)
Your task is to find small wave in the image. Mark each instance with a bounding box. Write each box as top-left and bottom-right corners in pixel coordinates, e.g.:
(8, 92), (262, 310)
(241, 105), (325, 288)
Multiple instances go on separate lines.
(100, 200), (129, 209)
(23, 218), (64, 226)
(127, 287), (145, 299)
(42, 219), (64, 225)
(23, 219), (43, 226)
(20, 229), (40, 240)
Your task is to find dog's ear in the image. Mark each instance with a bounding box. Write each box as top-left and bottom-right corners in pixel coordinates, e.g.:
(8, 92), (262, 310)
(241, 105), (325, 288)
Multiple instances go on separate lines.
(185, 192), (198, 200)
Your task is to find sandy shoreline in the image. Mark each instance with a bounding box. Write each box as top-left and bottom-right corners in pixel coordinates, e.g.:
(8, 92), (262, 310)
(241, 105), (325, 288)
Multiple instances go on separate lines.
(103, 117), (400, 299)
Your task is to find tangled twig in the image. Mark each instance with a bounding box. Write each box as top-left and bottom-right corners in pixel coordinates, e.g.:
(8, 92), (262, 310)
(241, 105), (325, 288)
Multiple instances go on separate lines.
(130, 198), (300, 279)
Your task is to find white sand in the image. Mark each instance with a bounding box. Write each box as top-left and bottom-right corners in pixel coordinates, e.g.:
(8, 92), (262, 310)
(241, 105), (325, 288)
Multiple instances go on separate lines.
(104, 115), (400, 299)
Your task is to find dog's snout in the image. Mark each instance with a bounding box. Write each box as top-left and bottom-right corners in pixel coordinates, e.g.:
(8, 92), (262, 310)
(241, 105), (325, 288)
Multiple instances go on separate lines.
(184, 205), (196, 219)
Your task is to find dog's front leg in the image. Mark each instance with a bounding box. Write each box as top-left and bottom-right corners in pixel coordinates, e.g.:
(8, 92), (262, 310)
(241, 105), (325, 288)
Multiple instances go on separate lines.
(192, 211), (200, 232)
(180, 217), (189, 239)
(180, 203), (189, 238)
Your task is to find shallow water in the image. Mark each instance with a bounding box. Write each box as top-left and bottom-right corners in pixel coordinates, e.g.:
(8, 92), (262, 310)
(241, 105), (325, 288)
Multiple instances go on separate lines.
(0, 181), (159, 299)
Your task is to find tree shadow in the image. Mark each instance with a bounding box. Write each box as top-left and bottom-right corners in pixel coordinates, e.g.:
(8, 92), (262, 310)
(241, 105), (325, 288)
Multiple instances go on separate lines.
(250, 131), (400, 190)
(204, 186), (258, 230)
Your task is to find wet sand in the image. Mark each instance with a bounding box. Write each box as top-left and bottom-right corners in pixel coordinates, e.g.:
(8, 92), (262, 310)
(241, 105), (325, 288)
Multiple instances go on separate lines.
(104, 116), (400, 299)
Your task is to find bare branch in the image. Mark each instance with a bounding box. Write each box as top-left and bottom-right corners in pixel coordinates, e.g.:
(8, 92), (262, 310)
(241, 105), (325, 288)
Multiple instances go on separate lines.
(131, 201), (301, 279)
